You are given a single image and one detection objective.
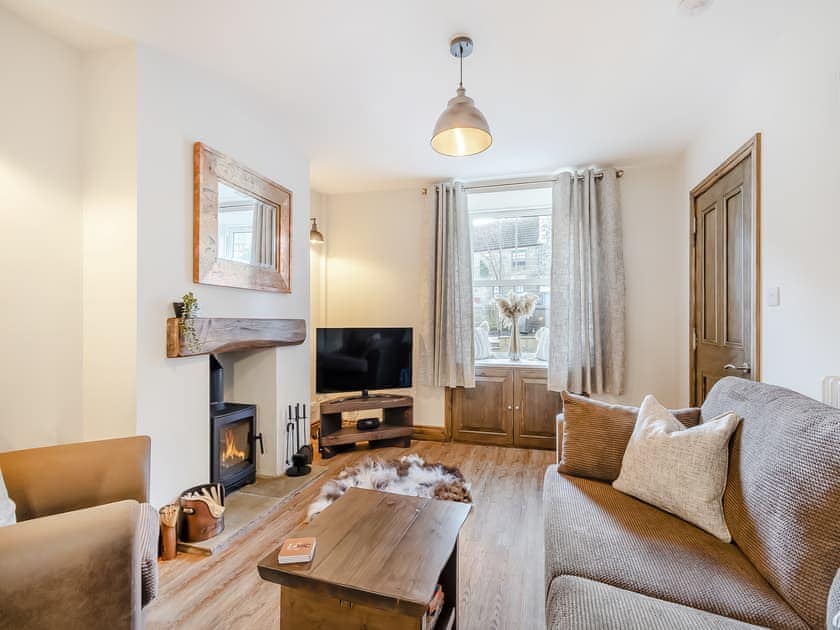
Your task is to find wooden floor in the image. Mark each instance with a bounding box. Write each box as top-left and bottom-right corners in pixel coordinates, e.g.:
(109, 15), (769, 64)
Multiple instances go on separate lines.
(145, 441), (554, 630)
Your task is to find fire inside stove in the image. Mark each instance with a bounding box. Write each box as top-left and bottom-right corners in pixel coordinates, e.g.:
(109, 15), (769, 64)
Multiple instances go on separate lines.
(220, 423), (249, 469)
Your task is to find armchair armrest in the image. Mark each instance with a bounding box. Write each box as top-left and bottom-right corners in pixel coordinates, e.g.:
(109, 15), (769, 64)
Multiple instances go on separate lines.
(0, 436), (150, 521)
(556, 416), (564, 465)
(0, 500), (142, 630)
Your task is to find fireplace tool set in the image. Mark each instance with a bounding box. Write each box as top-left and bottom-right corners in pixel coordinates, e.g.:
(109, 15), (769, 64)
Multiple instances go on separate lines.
(285, 403), (313, 477)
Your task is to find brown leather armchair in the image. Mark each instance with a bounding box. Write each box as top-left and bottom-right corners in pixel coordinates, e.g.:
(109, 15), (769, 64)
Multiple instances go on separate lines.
(0, 436), (159, 630)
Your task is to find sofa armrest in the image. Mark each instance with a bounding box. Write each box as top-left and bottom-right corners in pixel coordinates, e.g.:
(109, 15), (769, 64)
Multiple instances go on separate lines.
(0, 500), (142, 630)
(0, 436), (150, 521)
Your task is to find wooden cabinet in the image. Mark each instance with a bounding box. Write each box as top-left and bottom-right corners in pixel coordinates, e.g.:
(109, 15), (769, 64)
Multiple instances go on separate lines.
(450, 367), (513, 446)
(449, 365), (562, 450)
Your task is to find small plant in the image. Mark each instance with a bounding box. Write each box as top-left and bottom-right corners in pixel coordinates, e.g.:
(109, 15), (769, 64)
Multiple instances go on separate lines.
(179, 291), (201, 353)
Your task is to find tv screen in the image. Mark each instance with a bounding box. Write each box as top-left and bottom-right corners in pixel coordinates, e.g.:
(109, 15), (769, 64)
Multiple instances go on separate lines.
(316, 327), (412, 394)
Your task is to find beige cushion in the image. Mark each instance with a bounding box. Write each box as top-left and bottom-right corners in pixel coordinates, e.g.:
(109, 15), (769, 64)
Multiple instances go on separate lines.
(558, 391), (701, 482)
(547, 575), (768, 630)
(543, 468), (808, 629)
(613, 395), (739, 542)
(701, 377), (840, 629)
(829, 569), (840, 630)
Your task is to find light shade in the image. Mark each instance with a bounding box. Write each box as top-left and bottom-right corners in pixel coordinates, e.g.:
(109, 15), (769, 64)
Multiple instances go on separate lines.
(309, 217), (325, 244)
(431, 87), (492, 157)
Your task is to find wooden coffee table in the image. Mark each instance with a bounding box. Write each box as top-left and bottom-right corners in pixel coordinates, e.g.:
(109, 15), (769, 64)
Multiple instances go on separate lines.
(258, 487), (471, 630)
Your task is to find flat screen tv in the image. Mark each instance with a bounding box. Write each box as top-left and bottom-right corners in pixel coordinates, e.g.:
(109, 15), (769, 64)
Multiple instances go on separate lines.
(316, 327), (412, 396)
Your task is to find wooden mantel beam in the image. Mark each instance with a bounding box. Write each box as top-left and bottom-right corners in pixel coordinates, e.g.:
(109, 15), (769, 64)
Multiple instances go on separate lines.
(166, 317), (306, 358)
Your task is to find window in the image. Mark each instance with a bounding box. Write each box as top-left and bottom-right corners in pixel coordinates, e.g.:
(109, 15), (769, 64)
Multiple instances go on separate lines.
(468, 186), (553, 361)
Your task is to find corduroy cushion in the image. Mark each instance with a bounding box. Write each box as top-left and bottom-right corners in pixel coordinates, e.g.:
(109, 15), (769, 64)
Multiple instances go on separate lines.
(701, 378), (840, 629)
(547, 575), (768, 630)
(543, 467), (808, 629)
(558, 392), (701, 482)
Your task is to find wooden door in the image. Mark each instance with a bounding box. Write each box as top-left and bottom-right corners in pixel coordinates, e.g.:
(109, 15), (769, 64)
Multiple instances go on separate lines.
(690, 135), (760, 405)
(513, 368), (562, 449)
(450, 367), (514, 446)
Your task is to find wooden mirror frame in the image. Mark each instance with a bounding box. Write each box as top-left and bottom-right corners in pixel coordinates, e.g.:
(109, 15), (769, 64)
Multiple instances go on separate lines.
(194, 142), (292, 292)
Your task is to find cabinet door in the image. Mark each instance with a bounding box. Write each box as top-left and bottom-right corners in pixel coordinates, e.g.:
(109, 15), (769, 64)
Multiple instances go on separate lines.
(450, 367), (514, 446)
(513, 368), (562, 449)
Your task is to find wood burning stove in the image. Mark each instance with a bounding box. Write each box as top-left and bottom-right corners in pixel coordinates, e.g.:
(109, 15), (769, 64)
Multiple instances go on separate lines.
(210, 403), (261, 493)
(209, 355), (263, 494)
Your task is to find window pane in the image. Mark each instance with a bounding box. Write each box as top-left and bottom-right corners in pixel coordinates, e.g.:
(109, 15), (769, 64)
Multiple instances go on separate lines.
(471, 214), (551, 284)
(468, 187), (552, 361)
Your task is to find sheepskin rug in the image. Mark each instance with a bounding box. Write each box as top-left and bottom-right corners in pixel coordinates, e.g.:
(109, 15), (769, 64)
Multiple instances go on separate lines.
(307, 454), (471, 521)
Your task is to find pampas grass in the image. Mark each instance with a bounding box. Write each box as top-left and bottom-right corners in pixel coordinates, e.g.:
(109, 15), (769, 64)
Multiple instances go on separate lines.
(495, 291), (537, 326)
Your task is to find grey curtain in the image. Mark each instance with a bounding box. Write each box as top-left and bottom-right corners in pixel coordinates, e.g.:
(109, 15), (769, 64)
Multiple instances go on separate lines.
(433, 182), (475, 388)
(251, 203), (277, 268)
(549, 169), (625, 394)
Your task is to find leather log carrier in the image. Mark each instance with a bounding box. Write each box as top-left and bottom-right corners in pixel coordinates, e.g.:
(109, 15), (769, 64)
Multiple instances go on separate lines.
(179, 483), (225, 542)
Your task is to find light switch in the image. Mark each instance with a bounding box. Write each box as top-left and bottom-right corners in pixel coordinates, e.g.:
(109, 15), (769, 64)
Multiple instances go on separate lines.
(767, 286), (781, 307)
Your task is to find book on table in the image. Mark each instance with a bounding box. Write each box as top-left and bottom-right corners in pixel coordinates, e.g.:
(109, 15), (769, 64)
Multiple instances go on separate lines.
(276, 537), (316, 564)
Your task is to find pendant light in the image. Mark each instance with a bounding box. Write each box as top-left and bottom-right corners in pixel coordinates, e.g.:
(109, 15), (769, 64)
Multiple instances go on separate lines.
(431, 36), (493, 157)
(309, 217), (325, 244)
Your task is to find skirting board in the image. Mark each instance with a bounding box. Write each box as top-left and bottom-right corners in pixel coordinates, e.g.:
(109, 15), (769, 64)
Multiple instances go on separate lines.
(412, 425), (449, 442)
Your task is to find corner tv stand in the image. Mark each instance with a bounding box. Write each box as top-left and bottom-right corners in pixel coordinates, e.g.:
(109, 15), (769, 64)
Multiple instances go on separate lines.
(318, 394), (413, 459)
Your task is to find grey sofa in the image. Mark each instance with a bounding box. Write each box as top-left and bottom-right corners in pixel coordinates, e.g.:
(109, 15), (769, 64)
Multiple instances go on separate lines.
(544, 377), (840, 629)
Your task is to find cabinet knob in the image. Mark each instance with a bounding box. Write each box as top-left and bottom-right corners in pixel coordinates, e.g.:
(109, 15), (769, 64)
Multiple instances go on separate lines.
(507, 405), (513, 411)
(515, 405), (520, 410)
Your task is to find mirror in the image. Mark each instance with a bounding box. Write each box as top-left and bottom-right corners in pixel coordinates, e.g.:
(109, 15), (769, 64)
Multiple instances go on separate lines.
(217, 182), (279, 269)
(194, 143), (292, 292)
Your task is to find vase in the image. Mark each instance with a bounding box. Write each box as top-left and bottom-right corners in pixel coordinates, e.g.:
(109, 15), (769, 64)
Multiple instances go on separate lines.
(173, 302), (198, 319)
(509, 318), (522, 361)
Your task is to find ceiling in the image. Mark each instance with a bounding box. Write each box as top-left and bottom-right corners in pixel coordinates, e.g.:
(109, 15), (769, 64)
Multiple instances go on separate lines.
(3, 0), (791, 193)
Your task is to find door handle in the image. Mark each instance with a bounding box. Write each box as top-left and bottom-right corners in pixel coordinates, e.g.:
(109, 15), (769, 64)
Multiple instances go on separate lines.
(507, 405), (513, 411)
(724, 363), (751, 374)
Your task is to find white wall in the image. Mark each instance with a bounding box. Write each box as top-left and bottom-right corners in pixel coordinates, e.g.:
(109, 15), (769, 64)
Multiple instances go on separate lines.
(135, 46), (311, 506)
(319, 188), (445, 426)
(316, 167), (687, 422)
(610, 161), (686, 408)
(0, 8), (83, 450)
(682, 4), (840, 401)
(309, 191), (328, 409)
(81, 46), (138, 440)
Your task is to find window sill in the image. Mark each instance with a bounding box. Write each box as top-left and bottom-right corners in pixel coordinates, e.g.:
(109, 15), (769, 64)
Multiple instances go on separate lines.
(475, 357), (548, 369)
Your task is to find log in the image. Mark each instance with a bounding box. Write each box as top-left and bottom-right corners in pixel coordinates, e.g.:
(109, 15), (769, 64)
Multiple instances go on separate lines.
(166, 317), (306, 358)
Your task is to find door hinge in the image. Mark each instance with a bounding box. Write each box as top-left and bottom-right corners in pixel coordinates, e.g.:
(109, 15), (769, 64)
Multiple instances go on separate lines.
(692, 328), (697, 351)
(691, 216), (697, 241)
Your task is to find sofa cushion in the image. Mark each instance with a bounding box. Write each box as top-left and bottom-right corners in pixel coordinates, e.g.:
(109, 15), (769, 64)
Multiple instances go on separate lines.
(702, 378), (840, 629)
(558, 392), (700, 482)
(543, 467), (808, 629)
(547, 575), (768, 630)
(613, 395), (739, 541)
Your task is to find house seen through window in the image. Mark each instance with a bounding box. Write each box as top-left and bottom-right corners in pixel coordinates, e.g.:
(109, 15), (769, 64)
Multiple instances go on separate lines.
(468, 186), (553, 362)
